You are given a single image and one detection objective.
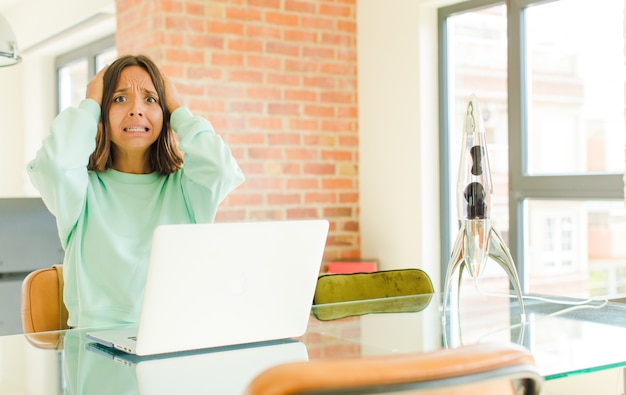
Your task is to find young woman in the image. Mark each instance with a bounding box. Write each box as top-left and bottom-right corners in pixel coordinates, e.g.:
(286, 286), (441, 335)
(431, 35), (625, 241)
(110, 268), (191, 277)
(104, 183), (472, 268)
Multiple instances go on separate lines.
(28, 55), (245, 328)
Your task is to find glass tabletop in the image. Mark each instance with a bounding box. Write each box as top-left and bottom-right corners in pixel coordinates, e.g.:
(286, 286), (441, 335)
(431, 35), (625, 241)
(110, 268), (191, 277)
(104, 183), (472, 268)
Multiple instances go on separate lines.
(308, 291), (626, 381)
(1, 291), (625, 393)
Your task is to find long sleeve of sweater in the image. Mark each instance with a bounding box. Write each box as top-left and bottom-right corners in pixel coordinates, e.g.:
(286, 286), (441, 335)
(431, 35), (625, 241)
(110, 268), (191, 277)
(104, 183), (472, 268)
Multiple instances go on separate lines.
(171, 106), (244, 222)
(26, 99), (100, 247)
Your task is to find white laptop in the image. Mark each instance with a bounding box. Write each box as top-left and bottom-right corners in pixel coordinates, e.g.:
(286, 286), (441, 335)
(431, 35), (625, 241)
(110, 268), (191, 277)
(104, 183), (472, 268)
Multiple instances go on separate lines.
(86, 219), (329, 356)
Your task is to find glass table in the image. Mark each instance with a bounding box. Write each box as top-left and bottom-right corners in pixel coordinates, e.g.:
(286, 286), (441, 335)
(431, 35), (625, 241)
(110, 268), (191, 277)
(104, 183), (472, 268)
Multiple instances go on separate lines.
(1, 291), (626, 394)
(309, 291), (626, 381)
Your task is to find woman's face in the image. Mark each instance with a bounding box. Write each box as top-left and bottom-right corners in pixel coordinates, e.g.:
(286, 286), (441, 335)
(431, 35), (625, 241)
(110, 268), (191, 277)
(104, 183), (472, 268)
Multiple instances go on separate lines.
(108, 65), (163, 156)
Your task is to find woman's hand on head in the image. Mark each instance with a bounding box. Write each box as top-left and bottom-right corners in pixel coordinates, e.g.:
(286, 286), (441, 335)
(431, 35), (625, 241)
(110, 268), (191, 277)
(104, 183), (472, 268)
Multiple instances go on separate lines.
(163, 73), (182, 114)
(86, 65), (108, 106)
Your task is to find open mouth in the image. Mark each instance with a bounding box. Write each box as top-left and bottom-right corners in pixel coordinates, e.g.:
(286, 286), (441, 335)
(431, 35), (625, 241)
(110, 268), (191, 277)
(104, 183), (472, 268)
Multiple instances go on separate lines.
(123, 126), (149, 132)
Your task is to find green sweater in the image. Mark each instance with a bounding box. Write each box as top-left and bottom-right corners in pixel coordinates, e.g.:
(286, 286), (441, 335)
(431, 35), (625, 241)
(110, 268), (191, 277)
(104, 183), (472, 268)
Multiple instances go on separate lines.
(27, 99), (245, 328)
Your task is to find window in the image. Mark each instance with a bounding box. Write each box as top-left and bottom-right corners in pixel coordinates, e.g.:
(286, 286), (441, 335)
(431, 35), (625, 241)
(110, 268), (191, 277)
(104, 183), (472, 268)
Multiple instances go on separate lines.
(56, 35), (117, 113)
(439, 0), (625, 298)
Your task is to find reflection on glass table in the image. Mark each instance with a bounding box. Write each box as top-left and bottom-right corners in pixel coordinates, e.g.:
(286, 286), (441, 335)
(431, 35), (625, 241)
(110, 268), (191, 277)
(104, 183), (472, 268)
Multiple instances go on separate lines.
(2, 291), (626, 394)
(308, 291), (626, 380)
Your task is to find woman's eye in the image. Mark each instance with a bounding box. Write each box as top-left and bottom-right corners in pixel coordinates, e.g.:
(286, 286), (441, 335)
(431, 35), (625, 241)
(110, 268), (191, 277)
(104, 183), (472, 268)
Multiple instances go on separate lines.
(113, 96), (126, 103)
(146, 96), (157, 104)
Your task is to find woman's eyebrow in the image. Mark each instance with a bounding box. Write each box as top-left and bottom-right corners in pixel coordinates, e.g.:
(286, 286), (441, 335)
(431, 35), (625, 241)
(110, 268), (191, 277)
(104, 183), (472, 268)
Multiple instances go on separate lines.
(113, 87), (158, 96)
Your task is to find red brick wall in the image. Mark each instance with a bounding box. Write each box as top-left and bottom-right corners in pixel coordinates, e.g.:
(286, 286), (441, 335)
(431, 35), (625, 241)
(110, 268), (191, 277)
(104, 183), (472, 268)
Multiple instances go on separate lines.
(115, 0), (359, 263)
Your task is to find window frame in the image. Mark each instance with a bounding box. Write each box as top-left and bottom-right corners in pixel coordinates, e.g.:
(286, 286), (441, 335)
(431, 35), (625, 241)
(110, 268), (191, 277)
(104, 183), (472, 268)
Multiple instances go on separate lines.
(54, 35), (116, 114)
(438, 0), (624, 291)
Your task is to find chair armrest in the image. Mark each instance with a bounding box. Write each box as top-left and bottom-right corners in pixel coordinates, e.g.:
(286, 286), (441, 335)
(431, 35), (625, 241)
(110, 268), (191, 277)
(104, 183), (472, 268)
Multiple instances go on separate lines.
(244, 342), (542, 395)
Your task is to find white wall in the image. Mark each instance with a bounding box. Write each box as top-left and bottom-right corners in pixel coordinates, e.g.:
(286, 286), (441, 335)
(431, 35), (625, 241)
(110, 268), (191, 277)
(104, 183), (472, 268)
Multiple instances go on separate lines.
(0, 59), (23, 196)
(358, 0), (447, 288)
(0, 0), (115, 197)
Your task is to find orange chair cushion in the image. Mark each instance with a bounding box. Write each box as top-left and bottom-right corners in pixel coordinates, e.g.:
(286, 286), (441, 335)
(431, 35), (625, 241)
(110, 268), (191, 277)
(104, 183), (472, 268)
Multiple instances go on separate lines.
(21, 266), (69, 333)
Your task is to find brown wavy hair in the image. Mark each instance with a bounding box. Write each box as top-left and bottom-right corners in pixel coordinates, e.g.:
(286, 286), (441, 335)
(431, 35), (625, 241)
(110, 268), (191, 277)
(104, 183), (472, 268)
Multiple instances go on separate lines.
(87, 54), (183, 175)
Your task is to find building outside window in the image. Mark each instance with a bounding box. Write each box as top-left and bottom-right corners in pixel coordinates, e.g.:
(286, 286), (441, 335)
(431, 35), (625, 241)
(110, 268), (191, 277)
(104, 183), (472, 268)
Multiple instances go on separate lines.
(439, 0), (626, 298)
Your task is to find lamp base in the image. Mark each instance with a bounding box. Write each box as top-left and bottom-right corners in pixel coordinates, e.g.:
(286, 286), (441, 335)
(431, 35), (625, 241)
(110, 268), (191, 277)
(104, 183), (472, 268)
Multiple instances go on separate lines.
(441, 223), (526, 346)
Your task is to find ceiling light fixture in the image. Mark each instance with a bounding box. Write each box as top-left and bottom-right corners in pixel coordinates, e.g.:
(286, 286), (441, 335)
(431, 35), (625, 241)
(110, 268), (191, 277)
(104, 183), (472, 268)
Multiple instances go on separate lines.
(0, 14), (20, 67)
